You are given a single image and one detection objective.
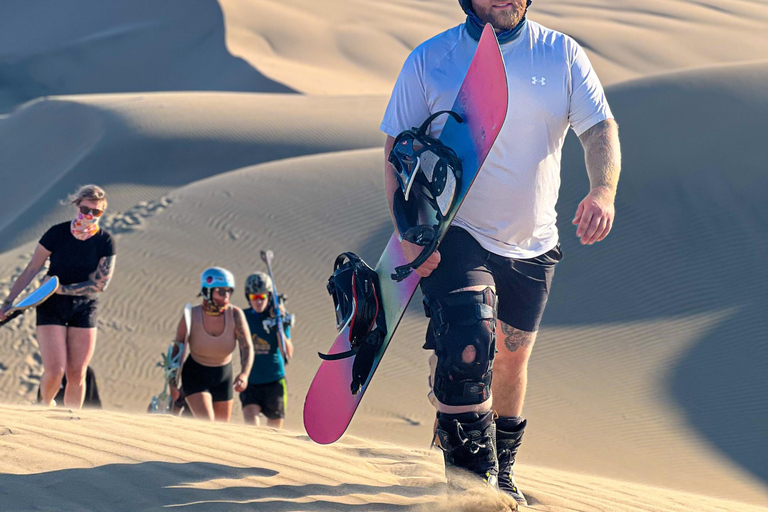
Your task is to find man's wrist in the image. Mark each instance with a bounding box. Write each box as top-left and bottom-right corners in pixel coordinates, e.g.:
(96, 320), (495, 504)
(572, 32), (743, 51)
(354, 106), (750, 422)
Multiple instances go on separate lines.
(590, 185), (616, 201)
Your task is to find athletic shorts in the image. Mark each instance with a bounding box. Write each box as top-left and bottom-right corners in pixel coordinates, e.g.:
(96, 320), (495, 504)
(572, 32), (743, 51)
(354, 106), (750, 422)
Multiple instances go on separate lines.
(239, 378), (287, 420)
(421, 227), (562, 334)
(36, 295), (98, 328)
(181, 357), (234, 402)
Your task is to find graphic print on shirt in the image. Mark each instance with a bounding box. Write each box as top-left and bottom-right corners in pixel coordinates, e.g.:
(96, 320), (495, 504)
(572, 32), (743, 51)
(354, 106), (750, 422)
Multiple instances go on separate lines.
(252, 334), (272, 356)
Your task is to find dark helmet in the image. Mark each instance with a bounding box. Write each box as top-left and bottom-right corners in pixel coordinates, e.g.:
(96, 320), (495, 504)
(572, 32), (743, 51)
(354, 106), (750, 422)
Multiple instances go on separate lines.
(244, 272), (272, 300)
(320, 252), (387, 394)
(388, 110), (464, 281)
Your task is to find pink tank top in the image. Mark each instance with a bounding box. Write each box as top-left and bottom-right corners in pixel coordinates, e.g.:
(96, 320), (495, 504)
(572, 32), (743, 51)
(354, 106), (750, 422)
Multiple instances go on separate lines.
(188, 305), (236, 366)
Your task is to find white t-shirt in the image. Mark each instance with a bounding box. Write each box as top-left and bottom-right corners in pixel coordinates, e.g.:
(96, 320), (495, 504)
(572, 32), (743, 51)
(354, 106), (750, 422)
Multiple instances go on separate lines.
(381, 21), (613, 259)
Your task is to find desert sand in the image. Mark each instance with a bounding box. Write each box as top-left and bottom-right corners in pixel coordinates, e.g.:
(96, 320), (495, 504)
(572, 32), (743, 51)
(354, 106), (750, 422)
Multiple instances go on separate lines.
(1, 1), (767, 511)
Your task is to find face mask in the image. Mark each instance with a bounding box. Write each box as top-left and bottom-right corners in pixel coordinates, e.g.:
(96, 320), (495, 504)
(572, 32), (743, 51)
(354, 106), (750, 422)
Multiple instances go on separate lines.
(71, 212), (101, 241)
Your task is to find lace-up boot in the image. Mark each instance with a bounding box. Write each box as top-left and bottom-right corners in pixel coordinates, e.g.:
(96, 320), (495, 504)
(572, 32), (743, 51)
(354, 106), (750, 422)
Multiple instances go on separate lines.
(496, 416), (527, 505)
(435, 410), (499, 490)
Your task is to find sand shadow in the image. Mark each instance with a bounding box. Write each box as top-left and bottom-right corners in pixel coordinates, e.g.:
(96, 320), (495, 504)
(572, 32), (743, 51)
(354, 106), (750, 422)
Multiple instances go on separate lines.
(545, 64), (768, 484)
(0, 0), (294, 113)
(0, 460), (439, 512)
(667, 303), (768, 483)
(160, 481), (440, 511)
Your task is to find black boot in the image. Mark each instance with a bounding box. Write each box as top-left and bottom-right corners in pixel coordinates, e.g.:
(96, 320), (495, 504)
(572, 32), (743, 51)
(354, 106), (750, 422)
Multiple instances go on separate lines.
(435, 410), (499, 490)
(496, 416), (527, 505)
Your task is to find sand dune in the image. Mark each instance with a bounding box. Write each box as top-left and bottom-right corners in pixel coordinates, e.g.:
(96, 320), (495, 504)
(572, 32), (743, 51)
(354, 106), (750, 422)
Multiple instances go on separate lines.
(7, 0), (766, 109)
(0, 0), (293, 113)
(218, 0), (463, 95)
(218, 0), (768, 92)
(2, 404), (765, 512)
(0, 93), (387, 252)
(1, 1), (768, 510)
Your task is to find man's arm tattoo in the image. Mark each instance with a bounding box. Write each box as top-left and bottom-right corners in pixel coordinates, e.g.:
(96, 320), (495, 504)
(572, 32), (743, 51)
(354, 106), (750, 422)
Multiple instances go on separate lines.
(234, 311), (254, 376)
(500, 323), (534, 353)
(58, 255), (116, 297)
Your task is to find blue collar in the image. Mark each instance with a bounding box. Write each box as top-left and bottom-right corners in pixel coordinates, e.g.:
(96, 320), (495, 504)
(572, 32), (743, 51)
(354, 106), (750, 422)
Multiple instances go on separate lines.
(465, 11), (527, 44)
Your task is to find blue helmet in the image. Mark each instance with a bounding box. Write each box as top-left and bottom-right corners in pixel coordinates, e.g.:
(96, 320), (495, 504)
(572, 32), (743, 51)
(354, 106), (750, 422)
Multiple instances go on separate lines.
(200, 267), (235, 304)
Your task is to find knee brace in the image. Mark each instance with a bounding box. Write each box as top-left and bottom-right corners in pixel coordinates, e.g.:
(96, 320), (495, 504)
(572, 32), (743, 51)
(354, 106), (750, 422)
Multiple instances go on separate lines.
(424, 287), (497, 407)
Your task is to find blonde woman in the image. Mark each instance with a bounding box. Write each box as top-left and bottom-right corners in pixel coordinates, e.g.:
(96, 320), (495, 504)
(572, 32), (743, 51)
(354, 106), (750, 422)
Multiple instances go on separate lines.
(0, 185), (116, 408)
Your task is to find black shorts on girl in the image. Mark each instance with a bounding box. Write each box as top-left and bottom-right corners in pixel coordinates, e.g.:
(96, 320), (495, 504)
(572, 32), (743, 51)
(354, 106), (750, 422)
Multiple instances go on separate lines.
(181, 357), (234, 402)
(420, 227), (562, 334)
(36, 295), (98, 328)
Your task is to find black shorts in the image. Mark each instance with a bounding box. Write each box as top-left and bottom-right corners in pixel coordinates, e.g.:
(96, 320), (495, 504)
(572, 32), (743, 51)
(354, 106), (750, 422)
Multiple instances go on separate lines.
(36, 295), (98, 328)
(239, 378), (287, 420)
(181, 357), (234, 402)
(421, 227), (562, 333)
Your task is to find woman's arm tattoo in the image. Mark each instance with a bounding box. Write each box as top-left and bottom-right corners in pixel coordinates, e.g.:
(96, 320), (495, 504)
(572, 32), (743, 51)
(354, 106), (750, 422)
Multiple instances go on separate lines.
(234, 310), (254, 376)
(58, 255), (116, 297)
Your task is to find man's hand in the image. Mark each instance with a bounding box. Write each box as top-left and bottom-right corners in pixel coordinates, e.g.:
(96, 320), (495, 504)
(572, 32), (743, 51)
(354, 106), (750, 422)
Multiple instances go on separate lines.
(387, 136), (442, 279)
(576, 119), (620, 246)
(573, 186), (615, 245)
(271, 303), (287, 318)
(400, 239), (441, 278)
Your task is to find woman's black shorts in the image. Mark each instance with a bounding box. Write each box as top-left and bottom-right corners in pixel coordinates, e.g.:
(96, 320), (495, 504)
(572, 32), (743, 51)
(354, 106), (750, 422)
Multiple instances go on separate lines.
(421, 227), (562, 333)
(36, 295), (98, 328)
(181, 357), (234, 402)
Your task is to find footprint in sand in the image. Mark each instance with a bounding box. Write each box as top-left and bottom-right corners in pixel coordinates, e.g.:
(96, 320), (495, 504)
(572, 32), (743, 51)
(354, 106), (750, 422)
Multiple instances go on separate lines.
(101, 196), (173, 235)
(1, 271), (47, 399)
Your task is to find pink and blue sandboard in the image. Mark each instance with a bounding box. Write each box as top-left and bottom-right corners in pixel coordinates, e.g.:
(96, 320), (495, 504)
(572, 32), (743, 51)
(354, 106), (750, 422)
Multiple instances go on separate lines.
(304, 24), (509, 444)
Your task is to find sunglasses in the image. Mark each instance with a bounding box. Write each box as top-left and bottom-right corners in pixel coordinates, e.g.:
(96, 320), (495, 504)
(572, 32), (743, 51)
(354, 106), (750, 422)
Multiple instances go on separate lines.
(248, 293), (268, 301)
(213, 288), (233, 295)
(79, 205), (103, 217)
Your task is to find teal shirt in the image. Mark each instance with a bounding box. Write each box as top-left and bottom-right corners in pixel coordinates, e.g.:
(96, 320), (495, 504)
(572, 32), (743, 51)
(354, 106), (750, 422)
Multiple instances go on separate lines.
(244, 307), (289, 385)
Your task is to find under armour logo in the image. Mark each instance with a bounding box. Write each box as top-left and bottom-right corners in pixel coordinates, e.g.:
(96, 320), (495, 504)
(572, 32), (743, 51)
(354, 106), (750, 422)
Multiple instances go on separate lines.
(531, 76), (546, 85)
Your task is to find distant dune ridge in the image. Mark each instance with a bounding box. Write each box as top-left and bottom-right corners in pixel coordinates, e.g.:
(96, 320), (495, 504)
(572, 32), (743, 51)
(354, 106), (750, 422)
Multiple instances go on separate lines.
(0, 93), (387, 252)
(1, 1), (767, 511)
(0, 0), (294, 113)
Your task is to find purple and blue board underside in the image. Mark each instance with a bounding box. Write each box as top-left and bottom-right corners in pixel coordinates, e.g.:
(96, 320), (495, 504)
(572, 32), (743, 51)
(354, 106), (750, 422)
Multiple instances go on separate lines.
(304, 24), (508, 445)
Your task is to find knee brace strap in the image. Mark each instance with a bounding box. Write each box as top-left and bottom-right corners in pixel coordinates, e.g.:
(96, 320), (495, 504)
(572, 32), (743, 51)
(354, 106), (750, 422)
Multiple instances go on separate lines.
(425, 288), (497, 407)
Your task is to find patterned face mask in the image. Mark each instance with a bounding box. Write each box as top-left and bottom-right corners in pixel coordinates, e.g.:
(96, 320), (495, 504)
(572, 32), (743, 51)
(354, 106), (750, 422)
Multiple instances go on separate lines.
(71, 211), (101, 241)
